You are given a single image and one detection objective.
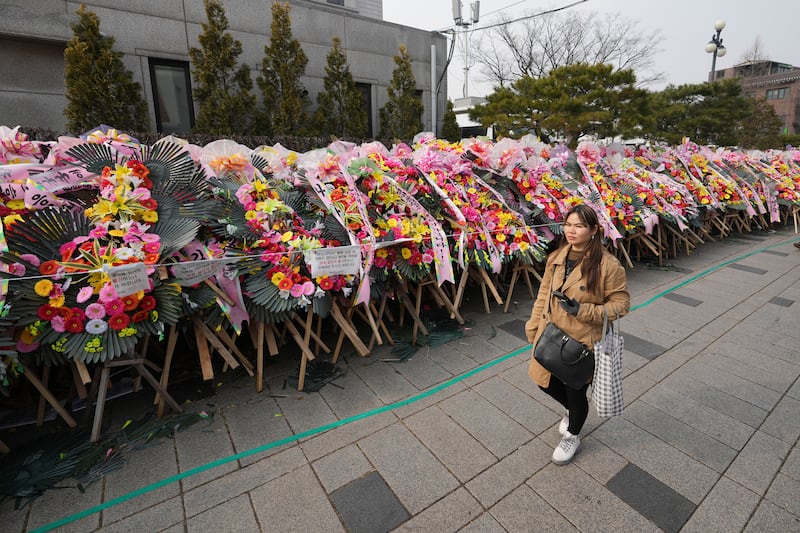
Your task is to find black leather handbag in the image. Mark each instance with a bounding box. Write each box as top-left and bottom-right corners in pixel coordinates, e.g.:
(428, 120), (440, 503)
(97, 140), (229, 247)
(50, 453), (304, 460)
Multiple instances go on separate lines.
(534, 322), (595, 389)
(533, 262), (595, 389)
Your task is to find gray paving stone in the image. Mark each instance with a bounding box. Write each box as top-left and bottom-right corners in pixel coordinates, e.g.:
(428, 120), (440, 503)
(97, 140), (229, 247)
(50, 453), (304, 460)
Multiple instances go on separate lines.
(592, 417), (719, 504)
(458, 512), (506, 532)
(26, 475), (102, 532)
(98, 496), (184, 533)
(0, 498), (28, 533)
(452, 335), (507, 365)
(572, 436), (628, 485)
(318, 366), (385, 418)
(429, 348), (481, 376)
(620, 331), (668, 360)
(663, 291), (703, 307)
(782, 447), (800, 481)
(391, 381), (468, 420)
(392, 487), (481, 532)
(473, 375), (559, 436)
(350, 359), (421, 405)
(222, 396), (295, 466)
(439, 390), (533, 458)
(759, 394), (800, 444)
(766, 472), (800, 517)
(680, 476), (760, 533)
(249, 464), (344, 532)
(744, 500), (800, 532)
(497, 318), (527, 340)
(726, 430), (791, 495)
(707, 338), (800, 385)
(404, 405), (496, 482)
(174, 414), (238, 491)
(464, 438), (551, 507)
(622, 401), (737, 473)
(312, 443), (373, 493)
(769, 296), (795, 307)
(641, 385), (755, 450)
(388, 351), (455, 390)
(531, 463), (661, 532)
(359, 422), (459, 514)
(663, 372), (769, 429)
(489, 483), (578, 532)
(606, 462), (695, 533)
(274, 389), (338, 436)
(789, 378), (800, 401)
(185, 493), (257, 533)
(486, 328), (529, 355)
(726, 262), (769, 275)
(621, 369), (657, 404)
(102, 440), (180, 524)
(300, 410), (397, 462)
(331, 471), (410, 533)
(183, 445), (307, 517)
(676, 358), (783, 411)
(497, 358), (538, 394)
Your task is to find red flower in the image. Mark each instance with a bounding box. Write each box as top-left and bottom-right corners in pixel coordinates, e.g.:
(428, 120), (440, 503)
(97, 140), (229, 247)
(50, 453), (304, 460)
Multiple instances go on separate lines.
(37, 305), (58, 321)
(108, 313), (131, 331)
(104, 298), (125, 315)
(277, 278), (294, 291)
(131, 310), (148, 323)
(122, 294), (141, 311)
(70, 307), (86, 321)
(39, 260), (59, 276)
(138, 295), (156, 312)
(57, 307), (74, 319)
(144, 253), (159, 265)
(318, 277), (334, 291)
(59, 241), (77, 261)
(140, 198), (158, 210)
(65, 318), (84, 333)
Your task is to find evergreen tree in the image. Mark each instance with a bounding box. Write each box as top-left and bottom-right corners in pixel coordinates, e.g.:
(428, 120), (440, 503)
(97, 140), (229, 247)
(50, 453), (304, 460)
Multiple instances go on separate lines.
(257, 1), (309, 135)
(189, 0), (256, 135)
(441, 99), (461, 141)
(312, 37), (368, 139)
(378, 45), (424, 141)
(63, 5), (149, 134)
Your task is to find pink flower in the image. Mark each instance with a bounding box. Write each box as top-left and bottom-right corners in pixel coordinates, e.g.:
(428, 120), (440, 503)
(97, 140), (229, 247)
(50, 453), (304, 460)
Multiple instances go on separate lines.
(85, 303), (106, 320)
(290, 283), (305, 298)
(143, 241), (160, 254)
(88, 226), (108, 239)
(302, 281), (315, 296)
(19, 254), (40, 266)
(99, 283), (118, 303)
(77, 286), (94, 303)
(51, 315), (66, 333)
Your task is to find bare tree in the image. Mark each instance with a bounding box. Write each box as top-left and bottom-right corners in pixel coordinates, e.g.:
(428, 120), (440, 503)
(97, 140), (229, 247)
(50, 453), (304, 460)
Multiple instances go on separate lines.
(471, 10), (663, 87)
(740, 36), (769, 63)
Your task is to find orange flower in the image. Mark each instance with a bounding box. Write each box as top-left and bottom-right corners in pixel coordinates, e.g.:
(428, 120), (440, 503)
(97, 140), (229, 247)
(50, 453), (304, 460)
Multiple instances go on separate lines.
(277, 277), (294, 291)
(39, 260), (59, 276)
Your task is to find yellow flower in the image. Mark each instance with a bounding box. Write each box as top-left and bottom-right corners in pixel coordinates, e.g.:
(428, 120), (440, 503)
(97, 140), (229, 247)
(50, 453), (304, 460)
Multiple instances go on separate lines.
(387, 218), (398, 228)
(3, 214), (22, 226)
(142, 210), (158, 223)
(376, 249), (388, 258)
(34, 279), (54, 297)
(281, 231), (293, 242)
(496, 234), (506, 242)
(286, 152), (298, 166)
(49, 296), (65, 308)
(271, 272), (286, 285)
(401, 248), (412, 260)
(6, 199), (25, 210)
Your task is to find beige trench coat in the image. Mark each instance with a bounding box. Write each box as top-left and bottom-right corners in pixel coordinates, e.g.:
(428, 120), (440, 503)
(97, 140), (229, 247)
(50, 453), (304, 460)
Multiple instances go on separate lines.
(526, 245), (630, 388)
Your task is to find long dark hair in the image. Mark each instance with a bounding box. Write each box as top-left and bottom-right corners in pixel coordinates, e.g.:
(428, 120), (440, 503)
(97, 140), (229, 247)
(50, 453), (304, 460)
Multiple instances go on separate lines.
(559, 204), (604, 294)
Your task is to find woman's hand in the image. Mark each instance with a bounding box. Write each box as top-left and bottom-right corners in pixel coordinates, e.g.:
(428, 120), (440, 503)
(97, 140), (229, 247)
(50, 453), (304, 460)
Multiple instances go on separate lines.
(553, 291), (580, 316)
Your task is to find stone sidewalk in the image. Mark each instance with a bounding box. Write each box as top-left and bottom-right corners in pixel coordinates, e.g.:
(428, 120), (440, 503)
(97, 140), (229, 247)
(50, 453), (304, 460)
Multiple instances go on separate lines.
(4, 228), (800, 532)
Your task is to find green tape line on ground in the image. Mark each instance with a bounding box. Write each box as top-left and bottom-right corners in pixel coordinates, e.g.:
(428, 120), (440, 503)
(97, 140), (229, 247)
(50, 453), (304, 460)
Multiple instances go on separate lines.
(34, 237), (797, 532)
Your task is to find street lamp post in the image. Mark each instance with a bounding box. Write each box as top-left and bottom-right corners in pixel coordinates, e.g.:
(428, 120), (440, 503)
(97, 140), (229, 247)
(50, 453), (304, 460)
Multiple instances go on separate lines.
(704, 19), (727, 82)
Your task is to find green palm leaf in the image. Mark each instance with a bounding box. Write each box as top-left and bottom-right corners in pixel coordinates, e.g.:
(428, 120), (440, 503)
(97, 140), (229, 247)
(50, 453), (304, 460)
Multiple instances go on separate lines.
(141, 141), (195, 183)
(151, 218), (200, 256)
(65, 143), (124, 175)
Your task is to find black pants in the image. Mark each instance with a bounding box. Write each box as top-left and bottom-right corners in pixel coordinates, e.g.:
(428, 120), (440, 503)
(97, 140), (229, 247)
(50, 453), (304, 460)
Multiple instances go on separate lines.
(539, 378), (590, 435)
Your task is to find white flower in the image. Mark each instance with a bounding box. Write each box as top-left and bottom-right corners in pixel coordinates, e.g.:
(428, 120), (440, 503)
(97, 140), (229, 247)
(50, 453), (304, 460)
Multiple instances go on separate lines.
(279, 289), (291, 300)
(314, 286), (326, 298)
(227, 224), (238, 235)
(116, 247), (134, 260)
(342, 287), (352, 297)
(85, 319), (109, 334)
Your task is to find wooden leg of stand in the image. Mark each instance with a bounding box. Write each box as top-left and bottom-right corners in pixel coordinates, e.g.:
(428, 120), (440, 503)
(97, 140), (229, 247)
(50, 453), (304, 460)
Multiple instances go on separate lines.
(429, 280), (464, 324)
(90, 366), (111, 442)
(71, 363), (89, 400)
(36, 364), (50, 427)
(503, 267), (520, 313)
(23, 364), (76, 428)
(134, 363), (182, 413)
(331, 301), (371, 357)
(216, 328), (254, 374)
(156, 325), (178, 417)
(0, 440), (9, 454)
(194, 323), (215, 381)
(478, 268), (504, 306)
(453, 267), (471, 310)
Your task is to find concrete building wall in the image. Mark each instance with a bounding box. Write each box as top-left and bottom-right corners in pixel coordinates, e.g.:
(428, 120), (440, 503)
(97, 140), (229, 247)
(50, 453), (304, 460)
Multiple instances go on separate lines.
(0, 0), (445, 138)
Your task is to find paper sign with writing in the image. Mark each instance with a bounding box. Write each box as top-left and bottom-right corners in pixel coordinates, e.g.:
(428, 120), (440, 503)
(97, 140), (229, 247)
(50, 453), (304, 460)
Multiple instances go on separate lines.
(172, 258), (232, 286)
(305, 245), (361, 277)
(106, 263), (150, 297)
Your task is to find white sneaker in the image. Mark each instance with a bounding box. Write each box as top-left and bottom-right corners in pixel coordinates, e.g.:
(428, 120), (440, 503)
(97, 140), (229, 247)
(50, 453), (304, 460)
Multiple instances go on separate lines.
(558, 417), (569, 436)
(552, 432), (581, 465)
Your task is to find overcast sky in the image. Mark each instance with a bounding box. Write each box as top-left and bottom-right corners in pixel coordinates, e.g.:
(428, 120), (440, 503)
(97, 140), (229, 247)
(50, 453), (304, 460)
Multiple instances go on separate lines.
(383, 0), (800, 99)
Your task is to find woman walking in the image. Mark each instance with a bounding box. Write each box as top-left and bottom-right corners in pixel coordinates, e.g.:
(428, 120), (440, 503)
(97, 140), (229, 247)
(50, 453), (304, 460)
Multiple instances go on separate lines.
(526, 204), (630, 464)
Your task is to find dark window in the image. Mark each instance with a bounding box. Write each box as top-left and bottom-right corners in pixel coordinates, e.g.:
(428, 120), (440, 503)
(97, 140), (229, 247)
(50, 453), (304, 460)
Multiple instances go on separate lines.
(766, 87), (787, 100)
(149, 58), (194, 133)
(355, 82), (373, 137)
